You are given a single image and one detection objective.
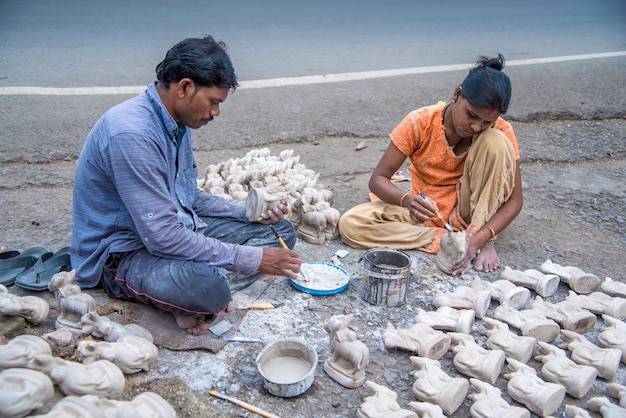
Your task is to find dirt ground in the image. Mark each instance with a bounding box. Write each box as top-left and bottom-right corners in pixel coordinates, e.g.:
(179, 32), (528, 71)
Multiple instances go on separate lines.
(1, 116), (625, 417)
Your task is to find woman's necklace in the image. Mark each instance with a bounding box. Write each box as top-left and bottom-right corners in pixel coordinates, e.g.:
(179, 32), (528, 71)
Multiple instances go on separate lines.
(442, 103), (470, 150)
(441, 103), (459, 148)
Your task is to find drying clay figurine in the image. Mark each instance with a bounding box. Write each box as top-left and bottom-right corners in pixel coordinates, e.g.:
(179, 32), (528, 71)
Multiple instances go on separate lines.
(481, 317), (536, 363)
(534, 341), (597, 398)
(383, 322), (451, 360)
(0, 284), (49, 325)
(492, 304), (560, 342)
(565, 291), (626, 320)
(530, 295), (597, 334)
(244, 187), (287, 222)
(29, 392), (176, 418)
(564, 405), (593, 418)
(433, 286), (491, 319)
(80, 311), (153, 343)
(0, 335), (52, 370)
(48, 270), (97, 334)
(323, 314), (369, 389)
(558, 329), (622, 380)
(503, 358), (566, 417)
(598, 314), (626, 363)
(356, 380), (418, 418)
(500, 266), (560, 297)
(448, 333), (505, 385)
(28, 353), (125, 398)
(607, 383), (626, 408)
(407, 402), (446, 418)
(601, 277), (626, 298)
(414, 307), (475, 334)
(467, 378), (530, 418)
(587, 397), (626, 418)
(76, 335), (159, 374)
(0, 368), (55, 418)
(409, 356), (468, 416)
(435, 230), (466, 274)
(539, 259), (600, 294)
(470, 276), (530, 309)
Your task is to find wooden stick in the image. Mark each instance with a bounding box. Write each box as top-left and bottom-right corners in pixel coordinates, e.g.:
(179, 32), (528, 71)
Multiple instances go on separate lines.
(208, 390), (281, 418)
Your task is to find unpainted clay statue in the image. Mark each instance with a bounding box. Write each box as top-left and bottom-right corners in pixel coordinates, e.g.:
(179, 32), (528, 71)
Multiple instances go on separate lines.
(607, 383), (626, 408)
(433, 286), (491, 318)
(534, 341), (597, 398)
(0, 284), (49, 325)
(435, 231), (466, 274)
(76, 335), (159, 374)
(356, 380), (418, 418)
(448, 332), (505, 385)
(409, 356), (469, 416)
(565, 291), (626, 320)
(500, 266), (560, 297)
(481, 317), (536, 363)
(470, 276), (530, 309)
(48, 270), (97, 334)
(564, 404), (593, 418)
(323, 314), (369, 389)
(503, 357), (566, 417)
(601, 277), (626, 298)
(407, 402), (446, 418)
(29, 392), (176, 418)
(28, 353), (125, 398)
(0, 368), (55, 418)
(467, 378), (530, 418)
(0, 335), (52, 370)
(244, 187), (287, 222)
(587, 397), (626, 418)
(558, 329), (622, 380)
(382, 322), (451, 360)
(492, 304), (560, 342)
(530, 295), (597, 334)
(80, 311), (154, 343)
(598, 314), (626, 363)
(293, 196), (327, 244)
(539, 259), (600, 294)
(414, 306), (475, 334)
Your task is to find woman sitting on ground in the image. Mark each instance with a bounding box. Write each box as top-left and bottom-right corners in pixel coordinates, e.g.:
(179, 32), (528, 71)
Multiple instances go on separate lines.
(338, 54), (523, 275)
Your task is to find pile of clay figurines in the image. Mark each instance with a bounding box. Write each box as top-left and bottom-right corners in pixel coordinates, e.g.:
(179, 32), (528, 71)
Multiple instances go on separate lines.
(197, 147), (341, 245)
(0, 269), (175, 418)
(321, 258), (626, 417)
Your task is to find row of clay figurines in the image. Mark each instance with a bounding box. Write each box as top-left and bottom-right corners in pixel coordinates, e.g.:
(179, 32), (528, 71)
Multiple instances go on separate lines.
(0, 270), (171, 418)
(357, 379), (626, 418)
(436, 230), (626, 296)
(328, 312), (624, 417)
(197, 147), (341, 245)
(324, 284), (625, 417)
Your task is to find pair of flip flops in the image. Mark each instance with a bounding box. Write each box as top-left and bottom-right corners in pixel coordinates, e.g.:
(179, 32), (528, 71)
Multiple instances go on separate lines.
(0, 246), (72, 290)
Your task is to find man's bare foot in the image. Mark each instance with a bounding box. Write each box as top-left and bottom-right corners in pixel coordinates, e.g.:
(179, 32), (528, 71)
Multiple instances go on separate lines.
(474, 243), (500, 272)
(173, 313), (210, 335)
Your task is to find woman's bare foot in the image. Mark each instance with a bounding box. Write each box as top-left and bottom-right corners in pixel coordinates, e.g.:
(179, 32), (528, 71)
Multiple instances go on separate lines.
(173, 313), (210, 335)
(474, 243), (500, 272)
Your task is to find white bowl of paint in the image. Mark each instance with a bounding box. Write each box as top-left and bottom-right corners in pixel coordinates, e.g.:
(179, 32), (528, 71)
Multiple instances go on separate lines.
(256, 337), (318, 397)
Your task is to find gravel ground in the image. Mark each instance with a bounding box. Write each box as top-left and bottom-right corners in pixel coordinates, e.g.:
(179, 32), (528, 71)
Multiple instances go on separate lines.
(1, 113), (625, 417)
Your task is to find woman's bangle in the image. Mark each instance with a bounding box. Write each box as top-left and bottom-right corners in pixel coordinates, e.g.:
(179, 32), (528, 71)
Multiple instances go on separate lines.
(399, 192), (411, 207)
(485, 225), (497, 241)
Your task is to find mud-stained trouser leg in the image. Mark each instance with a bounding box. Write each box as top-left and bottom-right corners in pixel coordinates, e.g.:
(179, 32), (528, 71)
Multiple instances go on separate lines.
(101, 219), (297, 317)
(338, 200), (442, 251)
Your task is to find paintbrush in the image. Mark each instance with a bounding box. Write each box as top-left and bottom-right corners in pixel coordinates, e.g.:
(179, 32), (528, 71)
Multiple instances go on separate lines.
(270, 225), (288, 248)
(209, 390), (280, 418)
(418, 191), (453, 232)
(226, 301), (282, 312)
